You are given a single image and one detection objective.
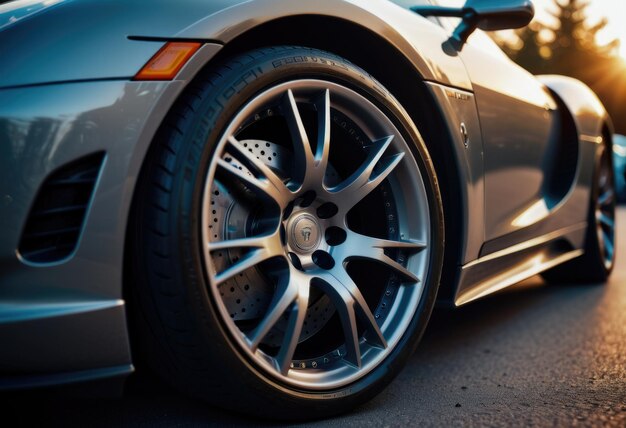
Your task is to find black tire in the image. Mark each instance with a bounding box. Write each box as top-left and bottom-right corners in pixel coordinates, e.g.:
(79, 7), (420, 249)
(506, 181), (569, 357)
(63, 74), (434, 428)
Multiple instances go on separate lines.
(542, 143), (616, 284)
(130, 46), (444, 420)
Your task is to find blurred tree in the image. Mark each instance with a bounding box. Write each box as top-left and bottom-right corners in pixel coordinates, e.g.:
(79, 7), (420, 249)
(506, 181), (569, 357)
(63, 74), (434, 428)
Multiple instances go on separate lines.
(502, 22), (547, 73)
(548, 0), (618, 74)
(495, 0), (626, 134)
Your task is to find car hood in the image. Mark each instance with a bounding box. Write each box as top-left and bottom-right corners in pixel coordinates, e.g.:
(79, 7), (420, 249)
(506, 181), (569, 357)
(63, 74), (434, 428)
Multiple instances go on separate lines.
(0, 0), (65, 32)
(0, 0), (249, 88)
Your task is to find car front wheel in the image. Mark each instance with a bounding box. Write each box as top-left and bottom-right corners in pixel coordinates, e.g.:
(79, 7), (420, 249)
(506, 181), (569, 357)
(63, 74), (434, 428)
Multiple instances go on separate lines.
(131, 47), (444, 419)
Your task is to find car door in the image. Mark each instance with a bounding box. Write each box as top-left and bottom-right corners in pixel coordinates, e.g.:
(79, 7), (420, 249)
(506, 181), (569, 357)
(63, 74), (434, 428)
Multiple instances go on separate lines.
(460, 30), (559, 243)
(434, 0), (559, 244)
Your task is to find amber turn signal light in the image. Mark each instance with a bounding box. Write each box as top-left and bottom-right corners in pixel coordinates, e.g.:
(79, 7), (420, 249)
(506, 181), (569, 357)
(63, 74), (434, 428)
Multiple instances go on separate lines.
(135, 42), (202, 81)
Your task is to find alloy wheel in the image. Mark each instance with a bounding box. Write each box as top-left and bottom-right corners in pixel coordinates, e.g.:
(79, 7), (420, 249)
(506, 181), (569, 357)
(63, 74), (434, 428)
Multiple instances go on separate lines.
(201, 80), (432, 389)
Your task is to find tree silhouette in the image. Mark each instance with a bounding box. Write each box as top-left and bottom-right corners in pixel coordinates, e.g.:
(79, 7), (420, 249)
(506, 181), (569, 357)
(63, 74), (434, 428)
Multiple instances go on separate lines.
(501, 22), (546, 73)
(496, 0), (626, 134)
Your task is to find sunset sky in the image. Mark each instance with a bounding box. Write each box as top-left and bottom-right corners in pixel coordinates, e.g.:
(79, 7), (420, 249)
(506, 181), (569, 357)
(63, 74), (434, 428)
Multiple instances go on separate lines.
(531, 0), (626, 58)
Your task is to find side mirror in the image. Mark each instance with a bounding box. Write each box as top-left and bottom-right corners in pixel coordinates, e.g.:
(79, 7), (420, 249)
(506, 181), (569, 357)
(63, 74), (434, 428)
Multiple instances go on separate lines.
(412, 0), (535, 44)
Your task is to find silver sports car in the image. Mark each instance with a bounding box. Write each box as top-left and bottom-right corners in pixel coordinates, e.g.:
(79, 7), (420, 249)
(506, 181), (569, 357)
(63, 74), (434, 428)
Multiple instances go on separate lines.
(0, 0), (617, 419)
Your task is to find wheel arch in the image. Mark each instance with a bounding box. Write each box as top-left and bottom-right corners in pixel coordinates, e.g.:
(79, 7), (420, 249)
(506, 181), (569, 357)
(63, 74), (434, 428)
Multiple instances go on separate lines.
(123, 15), (467, 324)
(203, 15), (465, 301)
(538, 75), (611, 140)
(538, 75), (614, 211)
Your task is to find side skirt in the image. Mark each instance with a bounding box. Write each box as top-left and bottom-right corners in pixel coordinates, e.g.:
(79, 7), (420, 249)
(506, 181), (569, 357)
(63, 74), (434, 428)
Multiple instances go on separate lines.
(454, 223), (587, 306)
(0, 364), (133, 392)
(0, 299), (133, 390)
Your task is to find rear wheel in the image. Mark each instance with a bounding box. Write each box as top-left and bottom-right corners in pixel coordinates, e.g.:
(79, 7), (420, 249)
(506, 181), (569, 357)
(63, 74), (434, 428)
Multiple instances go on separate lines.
(543, 144), (616, 284)
(131, 47), (444, 419)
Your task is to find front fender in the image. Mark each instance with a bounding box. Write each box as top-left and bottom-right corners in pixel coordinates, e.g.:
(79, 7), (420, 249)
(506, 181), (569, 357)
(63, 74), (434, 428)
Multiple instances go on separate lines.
(173, 0), (472, 91)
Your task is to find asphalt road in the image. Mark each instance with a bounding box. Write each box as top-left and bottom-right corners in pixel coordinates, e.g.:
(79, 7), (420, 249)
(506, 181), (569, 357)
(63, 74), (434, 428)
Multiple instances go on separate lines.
(5, 208), (626, 427)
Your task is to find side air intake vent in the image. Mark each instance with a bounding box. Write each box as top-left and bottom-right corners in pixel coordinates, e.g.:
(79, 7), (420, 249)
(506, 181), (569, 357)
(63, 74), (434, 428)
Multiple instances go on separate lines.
(19, 152), (105, 264)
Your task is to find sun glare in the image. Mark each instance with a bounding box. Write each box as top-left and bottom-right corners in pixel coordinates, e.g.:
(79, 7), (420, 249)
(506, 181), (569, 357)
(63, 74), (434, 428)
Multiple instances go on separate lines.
(618, 31), (626, 61)
(533, 0), (626, 61)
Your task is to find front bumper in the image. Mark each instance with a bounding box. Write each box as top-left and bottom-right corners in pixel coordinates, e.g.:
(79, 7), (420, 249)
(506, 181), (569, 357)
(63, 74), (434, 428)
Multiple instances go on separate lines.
(0, 79), (178, 387)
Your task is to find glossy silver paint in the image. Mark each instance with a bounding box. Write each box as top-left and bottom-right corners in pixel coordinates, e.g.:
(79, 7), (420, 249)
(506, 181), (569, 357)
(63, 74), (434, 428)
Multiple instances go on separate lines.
(460, 40), (560, 241)
(425, 82), (484, 264)
(0, 80), (165, 381)
(0, 37), (224, 385)
(0, 0), (611, 388)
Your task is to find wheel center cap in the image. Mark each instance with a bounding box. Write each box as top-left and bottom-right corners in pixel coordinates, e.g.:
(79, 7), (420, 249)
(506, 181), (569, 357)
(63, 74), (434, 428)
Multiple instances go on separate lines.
(289, 214), (322, 253)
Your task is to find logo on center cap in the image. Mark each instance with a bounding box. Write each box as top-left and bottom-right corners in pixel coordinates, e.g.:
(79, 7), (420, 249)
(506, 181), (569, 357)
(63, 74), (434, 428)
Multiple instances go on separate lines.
(291, 215), (321, 252)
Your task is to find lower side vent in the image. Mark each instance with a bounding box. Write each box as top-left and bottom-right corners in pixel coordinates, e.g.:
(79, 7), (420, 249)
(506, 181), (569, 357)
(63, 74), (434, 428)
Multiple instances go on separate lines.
(18, 152), (105, 264)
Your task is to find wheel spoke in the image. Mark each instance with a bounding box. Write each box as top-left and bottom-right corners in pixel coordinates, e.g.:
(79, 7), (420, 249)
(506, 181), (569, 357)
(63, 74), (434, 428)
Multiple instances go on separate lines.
(316, 269), (387, 367)
(332, 268), (387, 349)
(314, 89), (331, 177)
(216, 158), (284, 207)
(359, 235), (427, 252)
(207, 234), (277, 253)
(315, 279), (361, 366)
(283, 89), (316, 187)
(332, 286), (361, 367)
(330, 136), (404, 210)
(379, 255), (419, 283)
(275, 277), (310, 374)
(227, 137), (289, 192)
(351, 152), (404, 204)
(340, 233), (423, 283)
(209, 233), (283, 282)
(248, 278), (298, 350)
(219, 136), (291, 207)
(213, 248), (276, 285)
